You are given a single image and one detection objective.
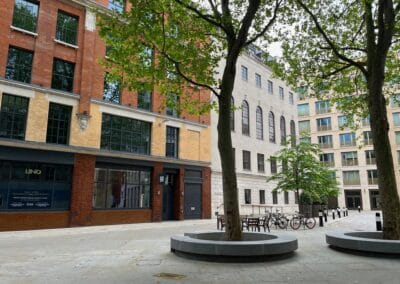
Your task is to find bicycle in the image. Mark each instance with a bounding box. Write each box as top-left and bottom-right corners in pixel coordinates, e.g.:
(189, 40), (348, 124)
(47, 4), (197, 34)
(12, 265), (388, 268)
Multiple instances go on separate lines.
(267, 210), (288, 229)
(290, 212), (316, 230)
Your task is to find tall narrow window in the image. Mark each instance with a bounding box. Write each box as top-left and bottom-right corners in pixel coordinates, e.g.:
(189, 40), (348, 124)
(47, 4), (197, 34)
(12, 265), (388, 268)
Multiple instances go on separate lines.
(166, 94), (179, 117)
(284, 191), (289, 204)
(230, 96), (235, 131)
(267, 80), (273, 94)
(259, 190), (265, 204)
(290, 120), (296, 147)
(12, 0), (39, 33)
(103, 73), (121, 104)
(279, 87), (284, 100)
(255, 73), (261, 88)
(269, 111), (275, 143)
(256, 106), (263, 140)
(242, 100), (250, 135)
(294, 191), (299, 204)
(51, 58), (75, 92)
(257, 153), (265, 172)
(363, 131), (373, 145)
(280, 116), (286, 145)
(0, 94), (29, 140)
(272, 191), (278, 204)
(137, 89), (152, 111)
(365, 150), (376, 165)
(5, 46), (33, 83)
(393, 112), (400, 126)
(245, 189), (251, 204)
(367, 170), (378, 185)
(241, 65), (248, 81)
(46, 103), (72, 145)
(243, 150), (251, 170)
(289, 92), (294, 104)
(270, 157), (277, 174)
(166, 126), (179, 158)
(56, 11), (79, 45)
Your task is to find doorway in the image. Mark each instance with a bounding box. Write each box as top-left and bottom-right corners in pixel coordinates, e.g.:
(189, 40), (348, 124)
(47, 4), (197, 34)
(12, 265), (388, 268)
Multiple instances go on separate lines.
(369, 190), (381, 210)
(345, 190), (362, 209)
(162, 173), (175, 221)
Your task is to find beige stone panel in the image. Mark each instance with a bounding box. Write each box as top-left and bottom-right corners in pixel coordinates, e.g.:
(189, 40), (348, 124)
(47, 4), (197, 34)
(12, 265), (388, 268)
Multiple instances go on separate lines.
(25, 92), (49, 142)
(199, 127), (211, 162)
(151, 117), (166, 156)
(69, 104), (102, 148)
(180, 127), (200, 161)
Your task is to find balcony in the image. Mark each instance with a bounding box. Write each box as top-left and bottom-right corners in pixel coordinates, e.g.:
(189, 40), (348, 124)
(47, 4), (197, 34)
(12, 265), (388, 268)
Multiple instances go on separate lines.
(366, 158), (376, 165)
(317, 125), (332, 131)
(342, 159), (358, 166)
(319, 143), (333, 149)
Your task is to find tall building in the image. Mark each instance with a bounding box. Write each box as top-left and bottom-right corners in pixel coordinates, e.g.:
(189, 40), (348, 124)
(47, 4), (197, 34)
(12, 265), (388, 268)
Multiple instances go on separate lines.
(211, 46), (299, 216)
(0, 0), (211, 231)
(298, 96), (400, 210)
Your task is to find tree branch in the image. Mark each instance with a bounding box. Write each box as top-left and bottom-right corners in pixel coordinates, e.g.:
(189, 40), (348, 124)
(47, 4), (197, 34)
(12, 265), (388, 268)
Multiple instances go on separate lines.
(320, 63), (353, 79)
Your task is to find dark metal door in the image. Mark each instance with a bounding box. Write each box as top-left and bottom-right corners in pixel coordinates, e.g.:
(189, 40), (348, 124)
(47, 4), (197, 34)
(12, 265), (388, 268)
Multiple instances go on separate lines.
(345, 190), (362, 209)
(184, 183), (201, 219)
(162, 174), (175, 220)
(370, 190), (381, 210)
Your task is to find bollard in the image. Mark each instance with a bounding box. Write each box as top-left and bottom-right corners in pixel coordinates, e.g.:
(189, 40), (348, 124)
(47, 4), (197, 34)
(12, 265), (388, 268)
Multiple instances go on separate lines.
(338, 207), (341, 218)
(343, 207), (346, 217)
(358, 205), (361, 213)
(376, 212), (382, 231)
(324, 210), (327, 222)
(332, 209), (335, 220)
(345, 208), (348, 217)
(319, 209), (324, 227)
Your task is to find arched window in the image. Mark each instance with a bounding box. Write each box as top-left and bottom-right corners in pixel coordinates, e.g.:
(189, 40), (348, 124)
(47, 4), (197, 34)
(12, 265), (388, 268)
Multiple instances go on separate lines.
(230, 97), (235, 131)
(290, 120), (296, 147)
(269, 111), (275, 143)
(280, 116), (286, 145)
(242, 100), (249, 135)
(256, 106), (263, 140)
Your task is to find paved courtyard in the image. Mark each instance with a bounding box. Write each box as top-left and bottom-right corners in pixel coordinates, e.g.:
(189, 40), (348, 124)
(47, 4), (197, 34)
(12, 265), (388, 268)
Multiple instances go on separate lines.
(0, 211), (399, 284)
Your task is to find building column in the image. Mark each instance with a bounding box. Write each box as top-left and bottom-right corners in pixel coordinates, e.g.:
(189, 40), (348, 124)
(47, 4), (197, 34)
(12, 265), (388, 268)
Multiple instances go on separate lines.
(69, 154), (96, 226)
(202, 167), (212, 219)
(174, 167), (185, 220)
(151, 162), (163, 222)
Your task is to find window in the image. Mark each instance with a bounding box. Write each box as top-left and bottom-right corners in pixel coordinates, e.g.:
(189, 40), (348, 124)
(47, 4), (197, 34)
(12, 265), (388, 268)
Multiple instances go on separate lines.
(0, 94), (29, 140)
(137, 89), (152, 111)
(320, 153), (335, 167)
(267, 80), (273, 94)
(290, 120), (296, 147)
(46, 103), (72, 145)
(299, 120), (310, 134)
(12, 0), (39, 33)
(300, 136), (311, 144)
(318, 135), (333, 148)
(297, 103), (309, 116)
(166, 126), (179, 158)
(103, 73), (121, 104)
(365, 150), (376, 165)
(255, 73), (261, 88)
(317, 117), (331, 131)
(280, 116), (286, 144)
(256, 106), (263, 139)
(341, 151), (358, 166)
(230, 97), (235, 131)
(315, 100), (330, 114)
(269, 111), (275, 143)
(56, 11), (79, 45)
(367, 170), (378, 185)
(396, 131), (400, 145)
(393, 112), (400, 126)
(51, 58), (75, 92)
(244, 189), (251, 204)
(390, 94), (400, 107)
(257, 153), (265, 172)
(5, 46), (33, 83)
(294, 191), (299, 204)
(363, 131), (373, 145)
(243, 150), (251, 170)
(343, 171), (360, 185)
(362, 115), (370, 126)
(398, 150), (400, 165)
(284, 191), (289, 204)
(108, 0), (125, 13)
(166, 94), (179, 117)
(279, 87), (284, 100)
(272, 191), (278, 204)
(241, 65), (248, 81)
(100, 113), (151, 154)
(93, 168), (150, 209)
(289, 92), (294, 104)
(242, 100), (250, 135)
(338, 115), (351, 128)
(270, 157), (277, 174)
(340, 132), (356, 147)
(259, 190), (265, 204)
(232, 148), (236, 169)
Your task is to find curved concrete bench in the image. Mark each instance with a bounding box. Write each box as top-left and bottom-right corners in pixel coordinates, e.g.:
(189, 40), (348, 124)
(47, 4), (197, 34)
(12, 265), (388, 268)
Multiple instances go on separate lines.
(171, 232), (297, 262)
(326, 231), (400, 255)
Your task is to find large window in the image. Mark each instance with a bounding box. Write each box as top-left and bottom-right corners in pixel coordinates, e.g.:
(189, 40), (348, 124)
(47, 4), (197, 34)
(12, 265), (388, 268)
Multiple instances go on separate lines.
(257, 153), (265, 172)
(315, 100), (330, 114)
(241, 65), (248, 81)
(243, 150), (251, 170)
(166, 94), (179, 117)
(365, 150), (376, 165)
(46, 103), (72, 145)
(244, 189), (251, 204)
(316, 117), (332, 131)
(367, 170), (378, 185)
(320, 153), (335, 167)
(103, 73), (121, 104)
(269, 111), (275, 143)
(0, 94), (29, 140)
(166, 126), (179, 158)
(318, 135), (333, 148)
(108, 0), (125, 13)
(363, 131), (373, 145)
(51, 58), (75, 92)
(256, 106), (263, 140)
(100, 113), (151, 154)
(255, 73), (261, 88)
(343, 171), (360, 185)
(267, 80), (273, 94)
(230, 97), (235, 131)
(280, 116), (286, 144)
(340, 132), (356, 147)
(298, 120), (310, 134)
(338, 115), (351, 128)
(5, 46), (33, 83)
(12, 0), (39, 33)
(138, 90), (152, 111)
(56, 11), (79, 45)
(93, 168), (150, 209)
(242, 100), (250, 135)
(341, 151), (358, 166)
(297, 103), (309, 116)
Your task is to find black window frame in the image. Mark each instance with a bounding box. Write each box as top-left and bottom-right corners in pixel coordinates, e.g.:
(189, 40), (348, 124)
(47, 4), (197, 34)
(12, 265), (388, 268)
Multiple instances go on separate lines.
(166, 93), (180, 117)
(242, 100), (250, 135)
(259, 190), (265, 204)
(244, 188), (251, 204)
(241, 65), (248, 81)
(280, 116), (286, 145)
(5, 46), (34, 83)
(12, 0), (39, 33)
(257, 153), (265, 172)
(272, 191), (278, 204)
(51, 58), (75, 92)
(55, 10), (79, 46)
(269, 111), (275, 143)
(166, 126), (179, 158)
(256, 106), (263, 140)
(270, 157), (277, 174)
(108, 0), (125, 13)
(284, 191), (289, 204)
(137, 89), (152, 111)
(103, 73), (121, 104)
(242, 150), (251, 170)
(0, 94), (29, 140)
(46, 102), (72, 145)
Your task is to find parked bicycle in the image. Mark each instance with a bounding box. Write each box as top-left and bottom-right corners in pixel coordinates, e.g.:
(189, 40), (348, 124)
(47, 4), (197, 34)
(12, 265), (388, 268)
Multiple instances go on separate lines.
(267, 210), (288, 229)
(290, 212), (316, 230)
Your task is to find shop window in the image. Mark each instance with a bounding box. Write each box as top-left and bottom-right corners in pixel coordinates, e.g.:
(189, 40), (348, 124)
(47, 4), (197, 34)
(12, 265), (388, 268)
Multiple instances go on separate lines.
(100, 113), (151, 154)
(56, 11), (79, 45)
(137, 89), (152, 111)
(51, 58), (75, 92)
(5, 46), (33, 83)
(0, 94), (29, 140)
(166, 126), (179, 158)
(46, 103), (72, 145)
(12, 0), (39, 33)
(103, 73), (121, 104)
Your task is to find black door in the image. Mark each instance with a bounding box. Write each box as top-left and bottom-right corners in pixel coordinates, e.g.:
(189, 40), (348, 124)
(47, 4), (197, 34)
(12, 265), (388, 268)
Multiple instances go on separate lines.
(184, 183), (202, 219)
(345, 190), (362, 209)
(369, 190), (381, 210)
(162, 174), (175, 220)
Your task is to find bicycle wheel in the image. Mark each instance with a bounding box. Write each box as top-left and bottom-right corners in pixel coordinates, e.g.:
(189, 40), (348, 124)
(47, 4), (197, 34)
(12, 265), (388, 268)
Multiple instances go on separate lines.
(305, 217), (316, 229)
(290, 217), (301, 230)
(278, 217), (288, 229)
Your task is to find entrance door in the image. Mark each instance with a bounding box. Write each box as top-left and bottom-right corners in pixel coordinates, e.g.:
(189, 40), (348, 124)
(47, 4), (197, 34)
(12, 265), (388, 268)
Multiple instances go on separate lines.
(184, 183), (202, 219)
(345, 190), (362, 209)
(369, 190), (381, 210)
(162, 174), (175, 221)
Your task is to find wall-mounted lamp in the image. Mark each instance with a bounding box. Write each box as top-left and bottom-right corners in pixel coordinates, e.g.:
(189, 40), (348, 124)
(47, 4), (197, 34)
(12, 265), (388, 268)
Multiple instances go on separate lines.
(76, 111), (91, 130)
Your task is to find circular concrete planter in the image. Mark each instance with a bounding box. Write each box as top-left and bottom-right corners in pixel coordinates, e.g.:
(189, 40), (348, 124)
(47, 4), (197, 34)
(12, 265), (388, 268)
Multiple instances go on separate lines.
(326, 231), (400, 255)
(170, 232), (298, 262)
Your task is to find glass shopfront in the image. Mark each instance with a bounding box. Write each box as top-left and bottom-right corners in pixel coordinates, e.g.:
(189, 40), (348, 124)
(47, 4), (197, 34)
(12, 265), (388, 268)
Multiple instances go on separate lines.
(0, 161), (72, 210)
